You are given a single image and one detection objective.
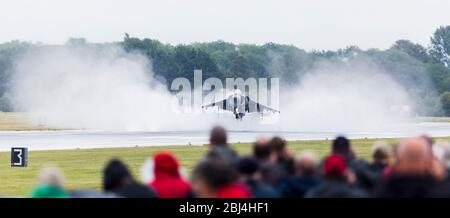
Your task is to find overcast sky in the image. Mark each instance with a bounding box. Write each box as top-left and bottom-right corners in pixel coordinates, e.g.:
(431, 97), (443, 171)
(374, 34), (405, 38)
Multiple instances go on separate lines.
(1, 0), (449, 50)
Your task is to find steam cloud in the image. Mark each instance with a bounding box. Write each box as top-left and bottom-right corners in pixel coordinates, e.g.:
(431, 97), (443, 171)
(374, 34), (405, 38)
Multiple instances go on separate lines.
(275, 64), (412, 131)
(10, 45), (413, 132)
(10, 45), (213, 131)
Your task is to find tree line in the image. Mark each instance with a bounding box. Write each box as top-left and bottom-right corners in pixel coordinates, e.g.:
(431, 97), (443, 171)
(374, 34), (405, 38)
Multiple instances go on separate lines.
(1, 26), (450, 116)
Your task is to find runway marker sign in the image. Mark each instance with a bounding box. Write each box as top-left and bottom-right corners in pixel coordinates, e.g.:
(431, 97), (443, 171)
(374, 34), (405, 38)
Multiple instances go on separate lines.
(11, 147), (28, 167)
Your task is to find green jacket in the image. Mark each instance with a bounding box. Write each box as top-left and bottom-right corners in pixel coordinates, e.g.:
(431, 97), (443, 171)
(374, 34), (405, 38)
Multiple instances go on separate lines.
(30, 184), (70, 198)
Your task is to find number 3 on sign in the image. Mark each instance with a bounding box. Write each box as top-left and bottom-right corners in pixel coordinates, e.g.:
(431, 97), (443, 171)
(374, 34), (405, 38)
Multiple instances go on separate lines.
(14, 149), (22, 166)
(11, 147), (28, 167)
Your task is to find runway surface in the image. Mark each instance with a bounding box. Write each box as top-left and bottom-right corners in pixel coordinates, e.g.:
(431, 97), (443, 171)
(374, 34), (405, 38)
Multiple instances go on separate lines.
(1, 122), (450, 151)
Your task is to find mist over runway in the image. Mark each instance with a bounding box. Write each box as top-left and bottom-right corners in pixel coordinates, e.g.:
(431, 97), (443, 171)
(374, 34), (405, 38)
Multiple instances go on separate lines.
(1, 122), (450, 151)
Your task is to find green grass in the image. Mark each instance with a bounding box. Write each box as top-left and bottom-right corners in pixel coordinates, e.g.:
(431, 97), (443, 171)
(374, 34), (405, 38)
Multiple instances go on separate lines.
(0, 137), (436, 197)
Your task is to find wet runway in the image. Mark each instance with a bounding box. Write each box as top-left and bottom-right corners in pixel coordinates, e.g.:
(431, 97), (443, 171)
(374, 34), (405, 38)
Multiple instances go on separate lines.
(2, 122), (450, 151)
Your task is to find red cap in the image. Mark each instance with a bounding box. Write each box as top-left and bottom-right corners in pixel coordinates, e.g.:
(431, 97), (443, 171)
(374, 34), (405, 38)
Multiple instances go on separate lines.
(154, 151), (180, 177)
(323, 154), (347, 177)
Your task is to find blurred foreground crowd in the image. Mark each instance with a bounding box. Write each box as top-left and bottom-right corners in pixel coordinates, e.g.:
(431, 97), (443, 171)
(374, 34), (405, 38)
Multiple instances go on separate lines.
(23, 126), (450, 198)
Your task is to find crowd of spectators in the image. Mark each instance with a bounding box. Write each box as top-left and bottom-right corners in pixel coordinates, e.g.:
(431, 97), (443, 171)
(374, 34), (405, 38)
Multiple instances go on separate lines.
(26, 126), (450, 198)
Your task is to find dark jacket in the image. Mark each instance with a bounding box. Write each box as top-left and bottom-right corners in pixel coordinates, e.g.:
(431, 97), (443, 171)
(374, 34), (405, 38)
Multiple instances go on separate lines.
(305, 179), (368, 198)
(429, 169), (450, 197)
(260, 161), (285, 187)
(347, 158), (380, 191)
(375, 175), (437, 198)
(277, 157), (295, 176)
(245, 179), (281, 198)
(277, 175), (320, 198)
(205, 146), (239, 164)
(369, 163), (388, 174)
(115, 182), (158, 198)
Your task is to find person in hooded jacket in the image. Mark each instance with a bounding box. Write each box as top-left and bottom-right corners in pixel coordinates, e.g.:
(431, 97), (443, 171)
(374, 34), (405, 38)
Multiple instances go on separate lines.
(149, 151), (192, 198)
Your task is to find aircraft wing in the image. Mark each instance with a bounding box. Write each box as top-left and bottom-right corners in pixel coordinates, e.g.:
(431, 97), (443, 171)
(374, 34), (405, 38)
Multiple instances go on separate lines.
(202, 99), (228, 110)
(247, 98), (280, 113)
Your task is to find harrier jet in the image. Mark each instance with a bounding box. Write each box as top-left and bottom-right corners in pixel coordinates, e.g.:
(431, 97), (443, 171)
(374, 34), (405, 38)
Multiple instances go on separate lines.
(202, 89), (280, 120)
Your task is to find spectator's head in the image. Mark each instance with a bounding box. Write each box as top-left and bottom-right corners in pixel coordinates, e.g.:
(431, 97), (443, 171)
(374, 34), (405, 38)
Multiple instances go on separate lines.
(253, 138), (274, 162)
(191, 159), (238, 198)
(38, 165), (65, 188)
(394, 137), (432, 176)
(296, 151), (317, 176)
(153, 151), (180, 179)
(269, 136), (287, 156)
(103, 159), (133, 192)
(253, 138), (270, 158)
(237, 156), (260, 181)
(332, 136), (352, 159)
(372, 141), (391, 165)
(209, 126), (227, 147)
(323, 154), (347, 180)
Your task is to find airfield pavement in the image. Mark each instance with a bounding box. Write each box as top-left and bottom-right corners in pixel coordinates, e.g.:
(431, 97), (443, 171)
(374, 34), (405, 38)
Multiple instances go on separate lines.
(1, 112), (450, 196)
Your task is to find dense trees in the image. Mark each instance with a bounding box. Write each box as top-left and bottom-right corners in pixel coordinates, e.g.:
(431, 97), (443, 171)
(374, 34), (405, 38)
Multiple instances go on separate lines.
(391, 40), (431, 63)
(430, 26), (450, 67)
(0, 41), (30, 111)
(1, 26), (450, 115)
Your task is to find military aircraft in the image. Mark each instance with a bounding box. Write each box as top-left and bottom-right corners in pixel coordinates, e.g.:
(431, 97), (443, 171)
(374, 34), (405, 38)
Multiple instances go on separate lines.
(202, 89), (280, 120)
